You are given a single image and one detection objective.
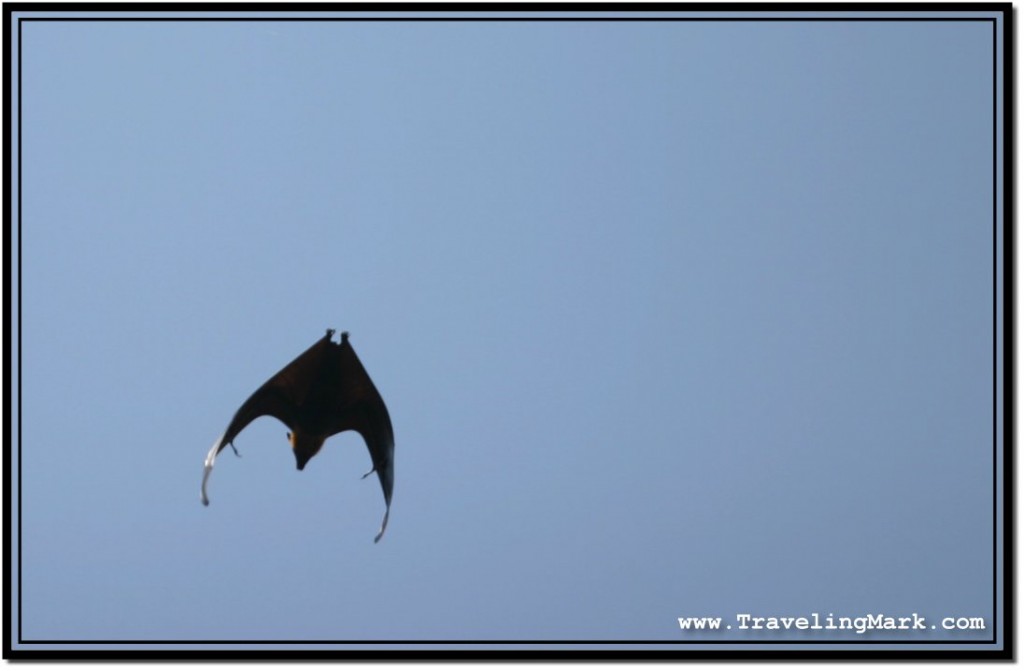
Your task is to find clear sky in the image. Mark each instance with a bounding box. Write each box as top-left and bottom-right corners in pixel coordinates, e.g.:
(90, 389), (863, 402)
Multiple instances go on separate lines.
(12, 11), (1005, 653)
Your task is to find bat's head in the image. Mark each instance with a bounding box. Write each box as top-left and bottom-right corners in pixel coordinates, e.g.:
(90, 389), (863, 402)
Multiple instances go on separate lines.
(288, 431), (326, 471)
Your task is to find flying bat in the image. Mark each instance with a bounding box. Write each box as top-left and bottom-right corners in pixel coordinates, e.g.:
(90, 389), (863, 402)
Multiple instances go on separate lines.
(201, 329), (394, 542)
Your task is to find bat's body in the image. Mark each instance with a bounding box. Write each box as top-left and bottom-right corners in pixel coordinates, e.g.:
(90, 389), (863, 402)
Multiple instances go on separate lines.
(201, 329), (394, 542)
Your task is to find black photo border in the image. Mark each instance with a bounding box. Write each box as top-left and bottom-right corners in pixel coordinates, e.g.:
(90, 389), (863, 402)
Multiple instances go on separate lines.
(3, 2), (1014, 661)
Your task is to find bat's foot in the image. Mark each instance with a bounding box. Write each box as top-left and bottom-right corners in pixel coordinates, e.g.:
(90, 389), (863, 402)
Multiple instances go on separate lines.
(341, 331), (350, 343)
(326, 328), (335, 339)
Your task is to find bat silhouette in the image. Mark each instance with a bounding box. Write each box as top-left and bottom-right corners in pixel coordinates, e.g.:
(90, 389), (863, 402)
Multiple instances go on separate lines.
(201, 329), (394, 542)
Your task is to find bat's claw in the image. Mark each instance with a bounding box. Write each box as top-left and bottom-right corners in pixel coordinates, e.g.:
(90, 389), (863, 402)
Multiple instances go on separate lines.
(229, 442), (241, 457)
(361, 466), (375, 479)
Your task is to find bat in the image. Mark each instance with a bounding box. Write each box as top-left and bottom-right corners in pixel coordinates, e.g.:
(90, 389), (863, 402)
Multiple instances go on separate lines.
(201, 329), (394, 542)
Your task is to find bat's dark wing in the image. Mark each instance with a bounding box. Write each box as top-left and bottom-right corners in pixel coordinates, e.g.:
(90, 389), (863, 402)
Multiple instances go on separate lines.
(201, 331), (334, 506)
(218, 333), (335, 449)
(326, 335), (395, 543)
(200, 329), (396, 543)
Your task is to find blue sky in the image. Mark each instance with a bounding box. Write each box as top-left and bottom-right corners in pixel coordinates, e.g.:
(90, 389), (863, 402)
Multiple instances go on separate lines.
(12, 12), (1006, 653)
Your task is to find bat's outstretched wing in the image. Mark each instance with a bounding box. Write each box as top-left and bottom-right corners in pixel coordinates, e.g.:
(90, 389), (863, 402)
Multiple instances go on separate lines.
(200, 330), (395, 543)
(201, 332), (335, 506)
(326, 334), (395, 543)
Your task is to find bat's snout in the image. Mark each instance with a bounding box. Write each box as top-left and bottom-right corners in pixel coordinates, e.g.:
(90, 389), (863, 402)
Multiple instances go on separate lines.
(290, 431), (324, 472)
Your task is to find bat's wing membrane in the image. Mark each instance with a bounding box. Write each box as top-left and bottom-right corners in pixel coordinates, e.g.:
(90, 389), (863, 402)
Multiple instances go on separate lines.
(326, 339), (395, 542)
(201, 330), (396, 542)
(201, 333), (334, 505)
(217, 385), (297, 450)
(217, 332), (334, 452)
